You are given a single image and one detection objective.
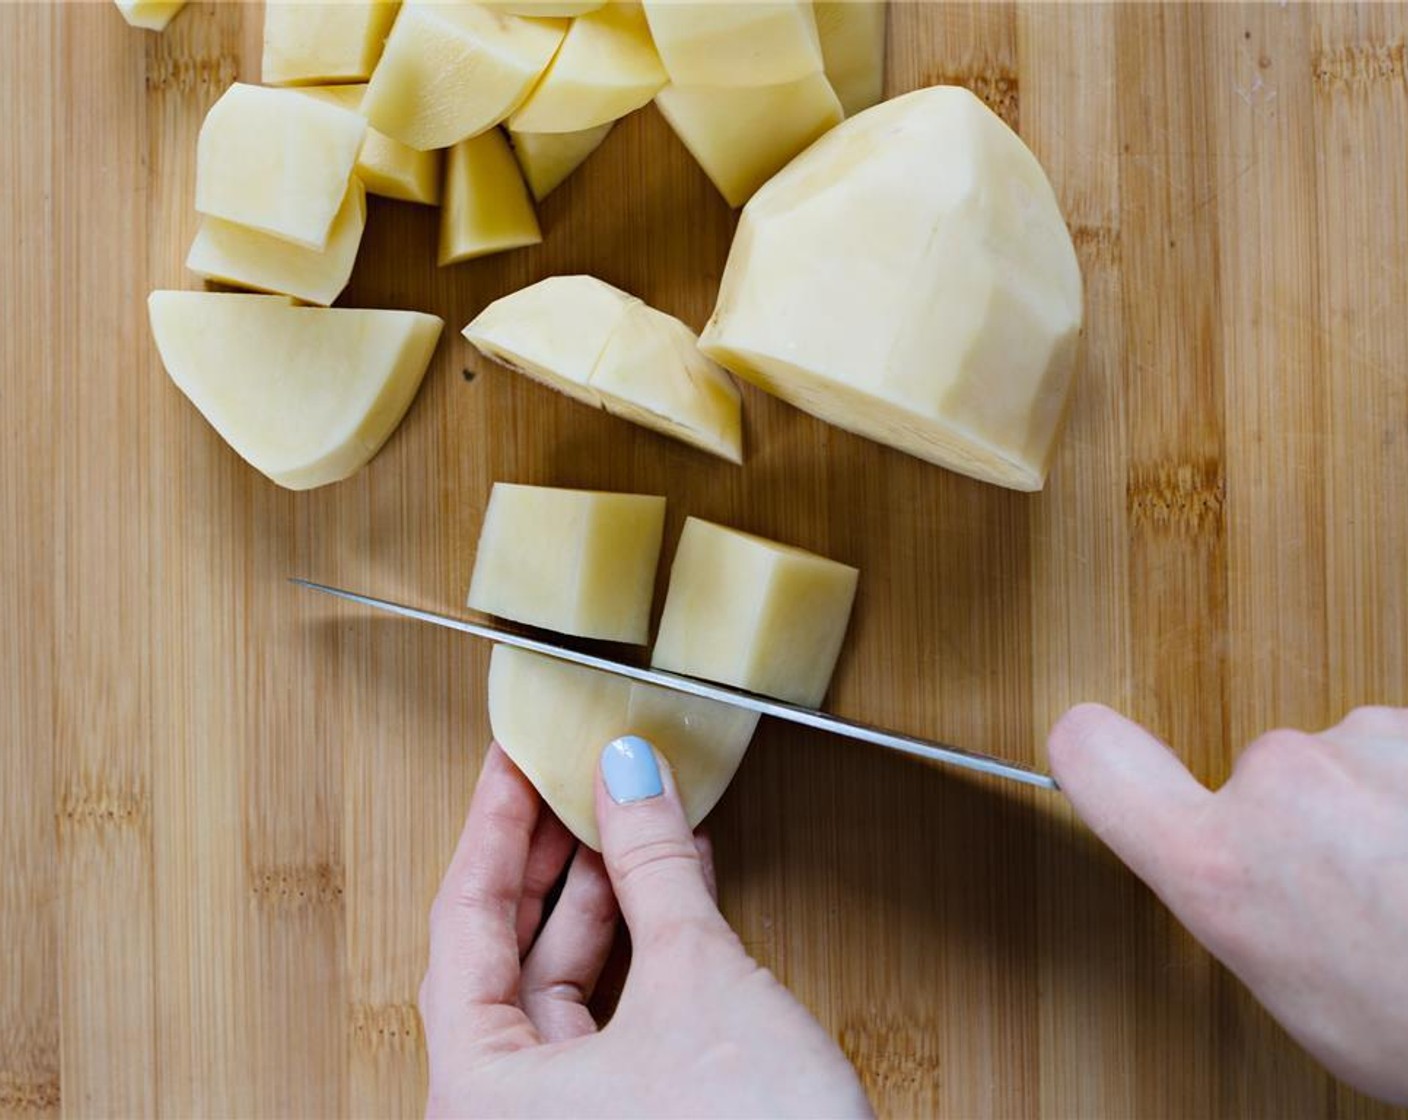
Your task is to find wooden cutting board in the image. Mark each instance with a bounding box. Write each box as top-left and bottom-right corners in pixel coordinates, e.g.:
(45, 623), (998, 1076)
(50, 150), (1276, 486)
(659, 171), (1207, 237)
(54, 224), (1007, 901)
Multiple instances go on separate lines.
(2, 3), (1405, 1116)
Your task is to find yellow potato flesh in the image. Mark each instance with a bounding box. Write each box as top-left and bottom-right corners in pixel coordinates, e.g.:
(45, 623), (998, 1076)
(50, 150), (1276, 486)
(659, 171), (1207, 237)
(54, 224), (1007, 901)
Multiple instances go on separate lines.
(642, 0), (823, 87)
(654, 73), (843, 207)
(194, 83), (366, 251)
(296, 84), (442, 205)
(509, 123), (613, 200)
(186, 179), (366, 307)
(438, 129), (542, 265)
(261, 1), (400, 85)
(483, 1), (604, 14)
(814, 0), (886, 116)
(113, 0), (186, 30)
(488, 646), (759, 849)
(361, 3), (565, 151)
(652, 517), (858, 707)
(699, 86), (1083, 491)
(508, 2), (666, 134)
(467, 483), (667, 644)
(147, 292), (441, 490)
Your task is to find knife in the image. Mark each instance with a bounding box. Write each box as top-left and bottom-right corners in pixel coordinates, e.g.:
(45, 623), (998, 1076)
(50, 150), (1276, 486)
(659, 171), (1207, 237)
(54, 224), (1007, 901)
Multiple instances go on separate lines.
(292, 578), (1059, 792)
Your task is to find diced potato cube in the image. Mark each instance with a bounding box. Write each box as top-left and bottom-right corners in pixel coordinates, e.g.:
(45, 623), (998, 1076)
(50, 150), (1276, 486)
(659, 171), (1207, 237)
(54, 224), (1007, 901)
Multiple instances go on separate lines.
(482, 0), (604, 14)
(652, 518), (858, 707)
(509, 123), (613, 201)
(297, 84), (442, 205)
(642, 0), (823, 87)
(261, 0), (399, 85)
(814, 0), (886, 116)
(195, 83), (366, 250)
(699, 86), (1083, 491)
(186, 179), (366, 307)
(488, 645), (758, 848)
(655, 73), (842, 207)
(361, 2), (565, 151)
(113, 0), (186, 31)
(439, 130), (542, 265)
(467, 483), (666, 644)
(508, 2), (666, 134)
(147, 292), (442, 489)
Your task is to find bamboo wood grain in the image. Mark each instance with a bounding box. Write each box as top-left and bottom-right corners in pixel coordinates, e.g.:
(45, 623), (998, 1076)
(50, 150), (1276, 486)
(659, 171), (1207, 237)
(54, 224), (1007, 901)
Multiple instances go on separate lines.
(1, 3), (1405, 1117)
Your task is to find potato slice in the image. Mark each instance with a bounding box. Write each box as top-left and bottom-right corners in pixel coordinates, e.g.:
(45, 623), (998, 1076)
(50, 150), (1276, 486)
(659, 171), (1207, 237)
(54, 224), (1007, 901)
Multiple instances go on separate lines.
(296, 84), (442, 205)
(439, 130), (542, 265)
(147, 292), (441, 490)
(699, 86), (1083, 491)
(488, 646), (759, 849)
(642, 0), (823, 87)
(186, 179), (366, 307)
(468, 483), (666, 643)
(509, 123), (612, 200)
(195, 83), (366, 251)
(361, 3), (566, 151)
(462, 275), (743, 462)
(814, 0), (886, 116)
(113, 0), (186, 30)
(508, 2), (666, 134)
(652, 518), (858, 707)
(655, 73), (842, 207)
(261, 0), (399, 85)
(482, 1), (604, 14)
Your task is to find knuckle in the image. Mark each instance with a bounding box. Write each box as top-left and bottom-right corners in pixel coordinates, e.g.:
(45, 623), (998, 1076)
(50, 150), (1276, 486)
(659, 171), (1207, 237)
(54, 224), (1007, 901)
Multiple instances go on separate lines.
(610, 833), (701, 894)
(1334, 705), (1408, 739)
(1233, 728), (1320, 780)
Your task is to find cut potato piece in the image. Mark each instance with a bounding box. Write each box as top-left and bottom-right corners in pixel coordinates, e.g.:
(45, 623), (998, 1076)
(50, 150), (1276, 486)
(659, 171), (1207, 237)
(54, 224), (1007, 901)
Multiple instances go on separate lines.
(195, 83), (366, 250)
(699, 86), (1083, 490)
(508, 2), (666, 134)
(594, 304), (743, 463)
(814, 0), (885, 116)
(261, 0), (399, 85)
(113, 0), (186, 30)
(361, 2), (566, 151)
(467, 483), (666, 643)
(509, 123), (612, 200)
(652, 518), (857, 707)
(655, 74), (842, 207)
(463, 275), (743, 462)
(147, 292), (441, 489)
(642, 0), (823, 87)
(297, 84), (442, 205)
(439, 130), (542, 265)
(488, 645), (759, 849)
(186, 179), (366, 307)
(483, 1), (604, 14)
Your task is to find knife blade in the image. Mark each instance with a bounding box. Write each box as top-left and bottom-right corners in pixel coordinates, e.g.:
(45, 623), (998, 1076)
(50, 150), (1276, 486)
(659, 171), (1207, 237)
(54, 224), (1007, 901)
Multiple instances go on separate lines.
(291, 578), (1059, 791)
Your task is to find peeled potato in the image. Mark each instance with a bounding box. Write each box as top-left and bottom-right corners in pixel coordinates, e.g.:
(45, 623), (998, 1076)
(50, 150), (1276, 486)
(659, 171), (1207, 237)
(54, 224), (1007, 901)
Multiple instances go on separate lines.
(509, 123), (613, 200)
(361, 3), (566, 151)
(439, 129), (542, 265)
(147, 292), (441, 489)
(261, 0), (399, 85)
(642, 0), (823, 87)
(699, 86), (1083, 491)
(482, 0), (604, 13)
(814, 0), (886, 116)
(488, 645), (759, 849)
(296, 84), (442, 205)
(508, 2), (666, 134)
(113, 0), (186, 30)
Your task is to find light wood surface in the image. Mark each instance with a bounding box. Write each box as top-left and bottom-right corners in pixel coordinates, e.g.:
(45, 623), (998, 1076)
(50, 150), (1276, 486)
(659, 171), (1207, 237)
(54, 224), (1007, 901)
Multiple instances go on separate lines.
(3, 3), (1405, 1116)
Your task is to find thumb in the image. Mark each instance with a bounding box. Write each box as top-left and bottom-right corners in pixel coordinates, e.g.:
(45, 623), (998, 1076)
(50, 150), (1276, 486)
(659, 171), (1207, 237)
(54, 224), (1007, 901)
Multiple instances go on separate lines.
(595, 735), (728, 952)
(1049, 703), (1212, 894)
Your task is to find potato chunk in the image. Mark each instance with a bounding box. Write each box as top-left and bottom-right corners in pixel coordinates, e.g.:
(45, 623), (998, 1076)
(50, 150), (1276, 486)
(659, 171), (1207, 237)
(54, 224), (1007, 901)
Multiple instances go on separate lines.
(438, 130), (542, 265)
(147, 293), (441, 490)
(814, 0), (886, 116)
(508, 2), (666, 134)
(509, 123), (613, 200)
(113, 0), (186, 31)
(195, 83), (366, 250)
(652, 518), (858, 707)
(261, 1), (399, 85)
(297, 84), (442, 205)
(186, 179), (366, 307)
(642, 0), (823, 87)
(467, 483), (667, 644)
(488, 646), (759, 849)
(655, 73), (842, 207)
(699, 86), (1083, 491)
(361, 2), (565, 151)
(482, 0), (603, 13)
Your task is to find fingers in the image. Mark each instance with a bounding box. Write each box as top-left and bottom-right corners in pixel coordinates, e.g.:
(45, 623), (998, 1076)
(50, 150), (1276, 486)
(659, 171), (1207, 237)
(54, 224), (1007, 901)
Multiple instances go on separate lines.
(695, 830), (719, 905)
(595, 736), (730, 954)
(516, 811), (575, 954)
(1322, 705), (1408, 745)
(1048, 704), (1212, 892)
(421, 745), (539, 1054)
(519, 848), (619, 1043)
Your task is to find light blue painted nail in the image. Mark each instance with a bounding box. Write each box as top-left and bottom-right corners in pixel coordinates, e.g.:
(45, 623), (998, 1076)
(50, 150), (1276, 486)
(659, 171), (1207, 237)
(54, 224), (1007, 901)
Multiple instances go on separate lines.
(601, 735), (664, 804)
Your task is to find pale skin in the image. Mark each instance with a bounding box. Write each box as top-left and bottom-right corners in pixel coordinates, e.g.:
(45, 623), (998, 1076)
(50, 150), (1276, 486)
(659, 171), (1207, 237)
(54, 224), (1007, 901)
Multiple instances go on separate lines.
(420, 705), (1408, 1116)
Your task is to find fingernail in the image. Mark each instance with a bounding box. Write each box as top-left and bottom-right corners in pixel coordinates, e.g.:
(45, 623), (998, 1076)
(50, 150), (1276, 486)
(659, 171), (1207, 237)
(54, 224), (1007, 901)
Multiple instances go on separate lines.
(601, 735), (664, 804)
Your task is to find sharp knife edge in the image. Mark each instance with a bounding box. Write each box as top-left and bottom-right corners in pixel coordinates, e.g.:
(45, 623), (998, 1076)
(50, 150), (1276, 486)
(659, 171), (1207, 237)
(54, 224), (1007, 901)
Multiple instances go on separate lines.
(291, 578), (1059, 792)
